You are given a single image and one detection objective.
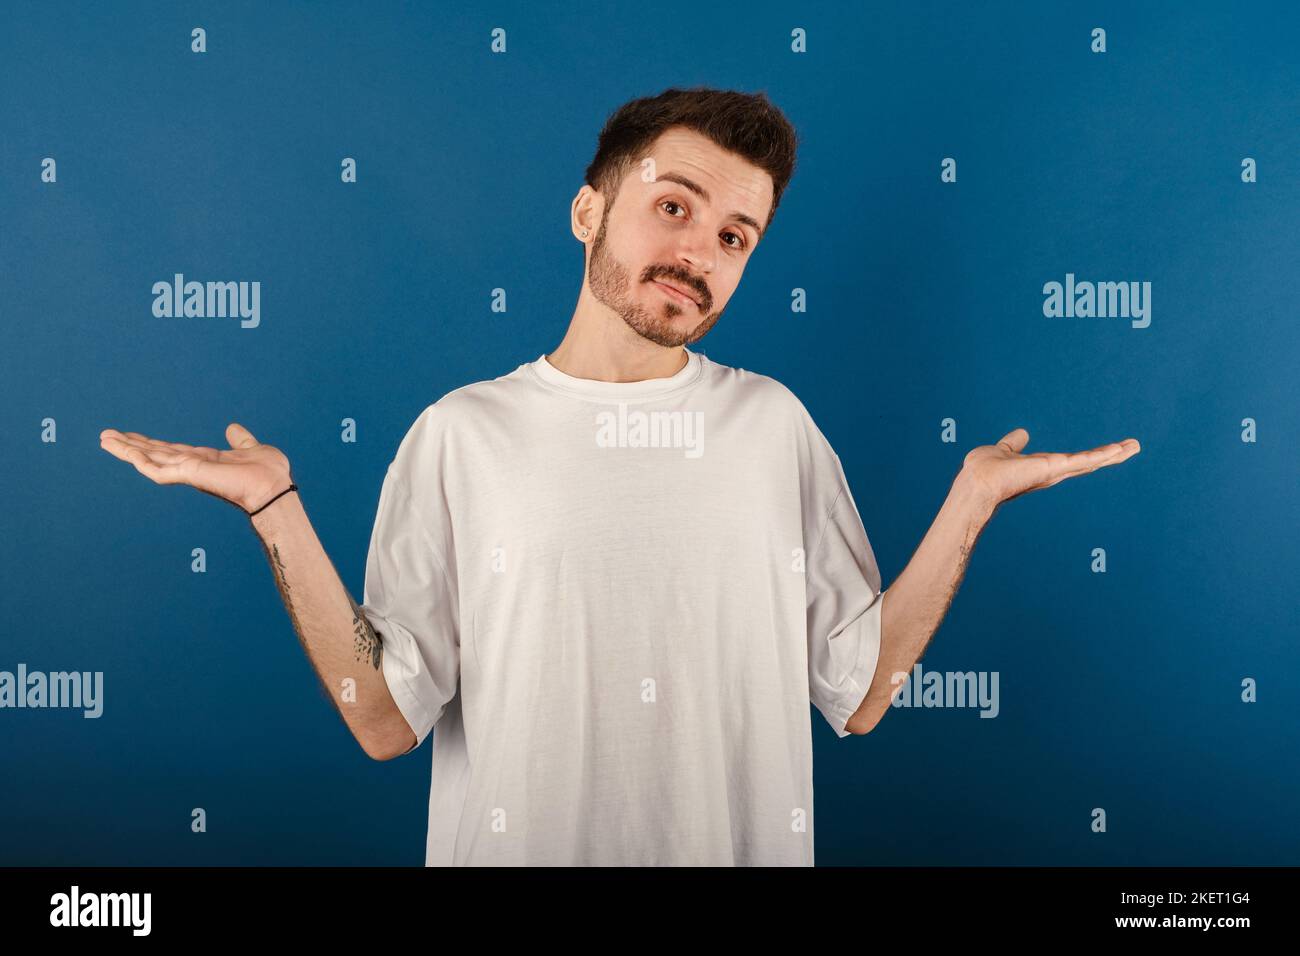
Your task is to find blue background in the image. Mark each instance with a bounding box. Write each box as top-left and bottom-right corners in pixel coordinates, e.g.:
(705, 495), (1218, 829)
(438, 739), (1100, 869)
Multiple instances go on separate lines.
(1, 0), (1296, 865)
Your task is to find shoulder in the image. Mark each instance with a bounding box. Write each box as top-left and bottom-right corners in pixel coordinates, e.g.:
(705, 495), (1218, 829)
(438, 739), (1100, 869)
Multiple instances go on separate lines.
(433, 360), (535, 420)
(702, 356), (852, 533)
(416, 360), (537, 427)
(702, 355), (847, 499)
(699, 353), (813, 418)
(699, 353), (828, 442)
(388, 360), (534, 470)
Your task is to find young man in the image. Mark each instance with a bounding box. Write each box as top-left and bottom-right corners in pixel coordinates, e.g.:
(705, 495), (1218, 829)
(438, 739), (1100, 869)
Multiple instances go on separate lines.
(100, 87), (1139, 866)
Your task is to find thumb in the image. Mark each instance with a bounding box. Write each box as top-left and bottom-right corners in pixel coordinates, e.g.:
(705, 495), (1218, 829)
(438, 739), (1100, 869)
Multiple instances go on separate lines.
(226, 422), (259, 449)
(996, 427), (1029, 453)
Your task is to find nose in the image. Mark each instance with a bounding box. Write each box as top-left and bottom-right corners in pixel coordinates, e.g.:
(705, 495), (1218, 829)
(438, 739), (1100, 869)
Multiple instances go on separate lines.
(672, 234), (713, 302)
(677, 221), (716, 272)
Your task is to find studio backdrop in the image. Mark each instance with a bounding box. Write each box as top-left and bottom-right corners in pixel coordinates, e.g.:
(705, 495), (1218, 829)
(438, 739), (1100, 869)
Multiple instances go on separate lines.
(1, 0), (1296, 865)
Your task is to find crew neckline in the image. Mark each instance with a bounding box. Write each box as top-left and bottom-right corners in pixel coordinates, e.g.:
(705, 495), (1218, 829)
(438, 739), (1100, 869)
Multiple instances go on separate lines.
(528, 348), (705, 400)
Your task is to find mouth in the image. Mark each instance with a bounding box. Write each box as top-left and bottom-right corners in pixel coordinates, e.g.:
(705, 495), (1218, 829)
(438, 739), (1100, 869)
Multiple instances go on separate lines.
(651, 279), (702, 309)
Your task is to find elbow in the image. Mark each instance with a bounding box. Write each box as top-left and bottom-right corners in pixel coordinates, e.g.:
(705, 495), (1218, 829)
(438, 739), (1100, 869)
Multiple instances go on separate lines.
(359, 698), (421, 760)
(360, 727), (417, 761)
(844, 700), (887, 736)
(363, 742), (399, 762)
(844, 715), (872, 736)
(359, 735), (393, 761)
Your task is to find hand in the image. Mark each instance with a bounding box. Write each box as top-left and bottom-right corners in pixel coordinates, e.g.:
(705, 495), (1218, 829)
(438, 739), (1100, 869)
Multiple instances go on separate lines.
(99, 423), (294, 514)
(959, 427), (1140, 514)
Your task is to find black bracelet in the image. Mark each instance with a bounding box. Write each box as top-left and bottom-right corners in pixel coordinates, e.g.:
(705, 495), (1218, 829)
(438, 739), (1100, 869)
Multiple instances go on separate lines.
(247, 483), (299, 517)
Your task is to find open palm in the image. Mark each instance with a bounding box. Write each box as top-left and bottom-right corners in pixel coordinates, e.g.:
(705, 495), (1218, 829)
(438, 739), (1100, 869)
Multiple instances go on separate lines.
(99, 423), (292, 514)
(962, 428), (1140, 510)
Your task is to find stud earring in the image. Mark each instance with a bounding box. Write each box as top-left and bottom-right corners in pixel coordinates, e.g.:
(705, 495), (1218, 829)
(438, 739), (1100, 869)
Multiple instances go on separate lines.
(581, 229), (589, 238)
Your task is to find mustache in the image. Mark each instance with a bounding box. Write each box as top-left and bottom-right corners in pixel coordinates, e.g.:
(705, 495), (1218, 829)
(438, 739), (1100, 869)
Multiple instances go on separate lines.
(645, 270), (710, 307)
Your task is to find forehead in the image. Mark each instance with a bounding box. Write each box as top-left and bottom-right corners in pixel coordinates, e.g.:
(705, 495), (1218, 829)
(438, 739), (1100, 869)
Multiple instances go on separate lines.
(631, 126), (773, 221)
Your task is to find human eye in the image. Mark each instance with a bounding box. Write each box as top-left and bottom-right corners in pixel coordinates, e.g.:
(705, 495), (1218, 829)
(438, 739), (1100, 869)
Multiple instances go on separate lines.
(722, 229), (748, 252)
(661, 199), (747, 251)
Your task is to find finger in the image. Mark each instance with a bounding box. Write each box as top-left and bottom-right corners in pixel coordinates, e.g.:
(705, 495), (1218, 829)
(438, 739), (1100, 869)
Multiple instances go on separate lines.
(1070, 439), (1141, 471)
(996, 428), (1029, 454)
(1042, 440), (1141, 484)
(226, 422), (259, 449)
(129, 434), (192, 454)
(100, 433), (160, 463)
(103, 430), (223, 461)
(100, 431), (199, 461)
(99, 430), (158, 451)
(105, 441), (189, 484)
(99, 434), (133, 462)
(100, 429), (149, 447)
(142, 448), (189, 466)
(100, 432), (183, 465)
(112, 431), (189, 455)
(142, 439), (219, 459)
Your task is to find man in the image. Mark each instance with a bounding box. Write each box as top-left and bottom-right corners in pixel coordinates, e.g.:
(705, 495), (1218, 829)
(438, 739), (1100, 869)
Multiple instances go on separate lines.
(100, 87), (1140, 866)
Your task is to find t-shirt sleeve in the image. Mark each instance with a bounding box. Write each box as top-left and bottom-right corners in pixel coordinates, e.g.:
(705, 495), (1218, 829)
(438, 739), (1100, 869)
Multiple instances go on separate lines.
(359, 429), (460, 755)
(805, 452), (887, 739)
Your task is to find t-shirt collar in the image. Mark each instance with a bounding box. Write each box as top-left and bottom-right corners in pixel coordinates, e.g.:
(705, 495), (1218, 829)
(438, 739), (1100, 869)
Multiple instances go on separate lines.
(530, 348), (704, 400)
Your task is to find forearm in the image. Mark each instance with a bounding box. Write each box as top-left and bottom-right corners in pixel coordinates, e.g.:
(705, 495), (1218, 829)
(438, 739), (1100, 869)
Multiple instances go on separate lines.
(250, 491), (416, 759)
(846, 473), (995, 733)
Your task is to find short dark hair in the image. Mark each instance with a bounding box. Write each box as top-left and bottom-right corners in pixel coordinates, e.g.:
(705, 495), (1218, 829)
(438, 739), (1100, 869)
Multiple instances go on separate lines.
(583, 86), (799, 234)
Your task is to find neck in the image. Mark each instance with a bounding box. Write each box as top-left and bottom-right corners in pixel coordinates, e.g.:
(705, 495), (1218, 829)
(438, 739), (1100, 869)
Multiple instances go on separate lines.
(546, 292), (688, 383)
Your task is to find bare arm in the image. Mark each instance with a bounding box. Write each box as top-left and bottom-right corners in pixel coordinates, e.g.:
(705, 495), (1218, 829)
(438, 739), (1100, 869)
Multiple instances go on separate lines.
(844, 428), (1140, 735)
(251, 491), (418, 760)
(843, 476), (991, 734)
(99, 422), (417, 760)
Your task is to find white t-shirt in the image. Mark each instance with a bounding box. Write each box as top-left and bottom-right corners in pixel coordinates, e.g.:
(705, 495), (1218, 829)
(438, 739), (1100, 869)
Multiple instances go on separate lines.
(359, 347), (886, 866)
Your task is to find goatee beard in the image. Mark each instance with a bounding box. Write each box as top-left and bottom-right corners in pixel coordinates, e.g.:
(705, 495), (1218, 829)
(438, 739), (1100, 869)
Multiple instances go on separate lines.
(587, 222), (721, 348)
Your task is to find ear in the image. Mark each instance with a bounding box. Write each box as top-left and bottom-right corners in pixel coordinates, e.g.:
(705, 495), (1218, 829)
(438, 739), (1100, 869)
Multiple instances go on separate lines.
(571, 184), (602, 243)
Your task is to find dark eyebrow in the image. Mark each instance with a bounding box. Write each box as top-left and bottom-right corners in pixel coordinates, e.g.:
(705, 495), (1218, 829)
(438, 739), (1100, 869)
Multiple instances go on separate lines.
(653, 171), (764, 242)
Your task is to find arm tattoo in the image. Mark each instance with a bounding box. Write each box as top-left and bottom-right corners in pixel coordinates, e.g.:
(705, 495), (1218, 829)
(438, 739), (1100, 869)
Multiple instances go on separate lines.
(920, 536), (980, 662)
(266, 542), (306, 641)
(260, 539), (382, 671)
(947, 541), (974, 615)
(347, 590), (384, 670)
